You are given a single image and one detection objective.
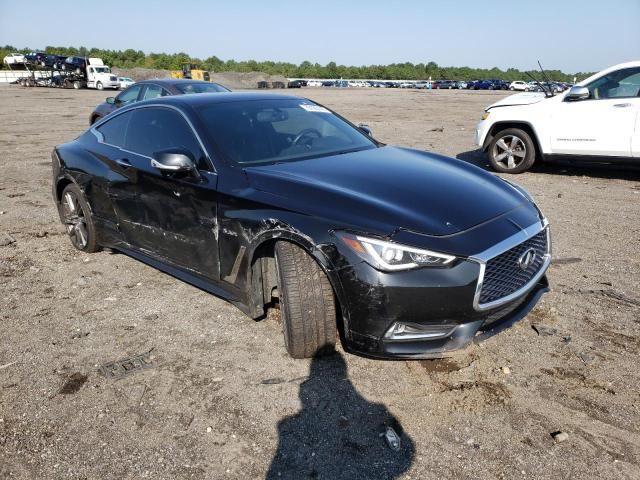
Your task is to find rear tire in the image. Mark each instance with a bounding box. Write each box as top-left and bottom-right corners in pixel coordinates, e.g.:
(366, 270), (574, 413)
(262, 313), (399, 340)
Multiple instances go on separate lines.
(274, 241), (337, 359)
(60, 183), (99, 253)
(488, 128), (536, 174)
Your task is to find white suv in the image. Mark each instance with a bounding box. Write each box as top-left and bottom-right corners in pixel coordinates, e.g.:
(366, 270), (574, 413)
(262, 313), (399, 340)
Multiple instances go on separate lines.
(475, 61), (640, 173)
(509, 81), (530, 91)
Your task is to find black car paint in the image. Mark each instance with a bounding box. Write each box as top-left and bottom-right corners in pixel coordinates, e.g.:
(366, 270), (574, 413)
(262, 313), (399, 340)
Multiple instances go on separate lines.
(63, 56), (87, 72)
(53, 93), (549, 359)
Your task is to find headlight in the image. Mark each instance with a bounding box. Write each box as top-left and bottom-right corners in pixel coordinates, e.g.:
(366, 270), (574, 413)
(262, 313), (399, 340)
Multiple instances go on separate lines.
(337, 233), (455, 271)
(481, 111), (491, 120)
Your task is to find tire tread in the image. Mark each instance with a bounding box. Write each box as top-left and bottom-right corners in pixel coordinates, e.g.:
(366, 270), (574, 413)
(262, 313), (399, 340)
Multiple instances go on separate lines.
(275, 241), (336, 358)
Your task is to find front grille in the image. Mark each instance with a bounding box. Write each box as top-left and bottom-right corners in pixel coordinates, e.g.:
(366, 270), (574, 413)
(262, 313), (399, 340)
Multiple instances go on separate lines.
(479, 229), (548, 305)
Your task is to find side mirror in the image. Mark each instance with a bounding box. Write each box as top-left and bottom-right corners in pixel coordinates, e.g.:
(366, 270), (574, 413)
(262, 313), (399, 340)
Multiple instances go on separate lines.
(565, 86), (590, 101)
(357, 123), (373, 137)
(106, 97), (115, 105)
(151, 150), (198, 177)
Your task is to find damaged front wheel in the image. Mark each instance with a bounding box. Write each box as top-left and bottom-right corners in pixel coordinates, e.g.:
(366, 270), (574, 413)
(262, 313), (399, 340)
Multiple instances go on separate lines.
(274, 241), (337, 358)
(60, 183), (99, 252)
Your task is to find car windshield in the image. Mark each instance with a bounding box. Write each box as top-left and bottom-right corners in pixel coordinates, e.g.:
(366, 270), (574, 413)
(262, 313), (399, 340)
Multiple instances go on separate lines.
(175, 82), (230, 94)
(197, 98), (377, 165)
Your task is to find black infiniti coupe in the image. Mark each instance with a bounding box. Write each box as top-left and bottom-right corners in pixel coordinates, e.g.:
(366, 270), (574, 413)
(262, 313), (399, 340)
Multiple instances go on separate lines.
(52, 92), (551, 359)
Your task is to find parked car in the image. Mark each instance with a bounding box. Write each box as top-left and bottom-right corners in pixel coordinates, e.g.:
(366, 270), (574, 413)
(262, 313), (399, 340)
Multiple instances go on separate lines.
(489, 80), (510, 90)
(3, 53), (25, 65)
(476, 60), (640, 173)
(436, 80), (457, 89)
(53, 92), (551, 359)
(471, 80), (494, 90)
(307, 80), (323, 87)
(321, 81), (335, 87)
(509, 81), (530, 91)
(89, 79), (230, 124)
(117, 77), (135, 89)
(288, 80), (305, 88)
(454, 81), (467, 89)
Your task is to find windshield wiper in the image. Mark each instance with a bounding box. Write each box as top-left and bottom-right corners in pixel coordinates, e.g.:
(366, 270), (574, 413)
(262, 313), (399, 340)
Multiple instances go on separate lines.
(537, 60), (556, 97)
(525, 69), (553, 98)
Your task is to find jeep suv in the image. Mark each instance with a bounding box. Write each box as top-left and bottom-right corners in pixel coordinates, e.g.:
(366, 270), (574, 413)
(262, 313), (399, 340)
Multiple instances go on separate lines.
(475, 61), (640, 173)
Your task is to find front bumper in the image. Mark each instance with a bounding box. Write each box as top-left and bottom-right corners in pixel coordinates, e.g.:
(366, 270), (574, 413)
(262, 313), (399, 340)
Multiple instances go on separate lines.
(475, 118), (491, 148)
(331, 221), (551, 359)
(344, 276), (548, 359)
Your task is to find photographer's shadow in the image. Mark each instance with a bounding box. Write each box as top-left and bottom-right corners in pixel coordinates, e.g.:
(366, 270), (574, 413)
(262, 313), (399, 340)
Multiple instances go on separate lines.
(267, 353), (415, 480)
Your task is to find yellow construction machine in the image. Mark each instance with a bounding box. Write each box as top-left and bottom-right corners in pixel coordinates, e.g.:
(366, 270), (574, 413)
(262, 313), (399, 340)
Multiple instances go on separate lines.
(170, 63), (210, 81)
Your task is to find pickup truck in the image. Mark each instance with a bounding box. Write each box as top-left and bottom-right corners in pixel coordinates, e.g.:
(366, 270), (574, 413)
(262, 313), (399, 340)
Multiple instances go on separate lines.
(475, 61), (640, 173)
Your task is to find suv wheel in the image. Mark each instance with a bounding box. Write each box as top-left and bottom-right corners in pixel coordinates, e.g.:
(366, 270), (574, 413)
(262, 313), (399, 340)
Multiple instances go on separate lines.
(274, 241), (337, 359)
(60, 183), (99, 252)
(488, 128), (536, 174)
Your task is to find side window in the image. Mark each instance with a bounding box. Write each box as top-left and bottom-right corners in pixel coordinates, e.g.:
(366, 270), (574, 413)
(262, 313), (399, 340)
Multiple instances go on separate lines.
(586, 67), (640, 100)
(94, 111), (133, 147)
(125, 108), (209, 170)
(141, 84), (165, 100)
(116, 85), (142, 105)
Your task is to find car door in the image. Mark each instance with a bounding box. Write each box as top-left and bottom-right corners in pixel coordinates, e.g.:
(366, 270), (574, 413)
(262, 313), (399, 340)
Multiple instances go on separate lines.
(549, 66), (640, 157)
(113, 106), (220, 279)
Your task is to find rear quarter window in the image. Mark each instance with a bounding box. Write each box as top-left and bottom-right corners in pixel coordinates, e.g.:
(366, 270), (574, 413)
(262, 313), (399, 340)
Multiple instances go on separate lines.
(94, 111), (133, 147)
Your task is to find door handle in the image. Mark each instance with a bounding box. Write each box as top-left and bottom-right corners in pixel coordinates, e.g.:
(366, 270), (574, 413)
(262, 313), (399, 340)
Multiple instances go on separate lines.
(613, 103), (632, 108)
(115, 158), (131, 168)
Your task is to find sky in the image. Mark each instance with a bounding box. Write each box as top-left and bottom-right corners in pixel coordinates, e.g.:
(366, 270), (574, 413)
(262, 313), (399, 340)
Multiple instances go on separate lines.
(1, 0), (638, 73)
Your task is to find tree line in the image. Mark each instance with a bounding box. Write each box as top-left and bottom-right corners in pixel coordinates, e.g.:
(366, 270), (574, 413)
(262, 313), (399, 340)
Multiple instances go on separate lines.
(1, 45), (593, 82)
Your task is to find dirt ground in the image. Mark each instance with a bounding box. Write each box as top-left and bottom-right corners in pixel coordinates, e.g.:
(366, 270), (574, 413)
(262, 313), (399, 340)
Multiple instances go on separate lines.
(0, 85), (639, 480)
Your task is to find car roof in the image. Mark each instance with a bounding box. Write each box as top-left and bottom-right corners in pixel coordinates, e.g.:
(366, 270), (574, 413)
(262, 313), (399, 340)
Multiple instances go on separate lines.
(135, 78), (217, 85)
(137, 91), (307, 108)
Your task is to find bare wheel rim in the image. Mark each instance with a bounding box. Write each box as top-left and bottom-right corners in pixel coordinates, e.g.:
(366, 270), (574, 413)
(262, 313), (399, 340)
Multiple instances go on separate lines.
(492, 135), (527, 169)
(62, 191), (88, 249)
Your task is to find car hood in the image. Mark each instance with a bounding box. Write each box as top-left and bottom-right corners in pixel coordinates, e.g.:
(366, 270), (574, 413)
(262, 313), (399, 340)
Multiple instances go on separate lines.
(486, 92), (546, 110)
(243, 146), (529, 237)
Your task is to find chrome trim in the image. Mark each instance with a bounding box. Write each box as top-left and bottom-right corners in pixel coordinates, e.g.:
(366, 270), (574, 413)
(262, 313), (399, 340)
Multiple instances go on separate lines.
(470, 218), (548, 263)
(470, 219), (551, 312)
(90, 103), (217, 173)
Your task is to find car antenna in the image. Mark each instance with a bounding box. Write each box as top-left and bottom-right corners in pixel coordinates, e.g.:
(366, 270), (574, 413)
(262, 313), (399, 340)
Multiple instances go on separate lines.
(537, 60), (556, 97)
(524, 70), (551, 97)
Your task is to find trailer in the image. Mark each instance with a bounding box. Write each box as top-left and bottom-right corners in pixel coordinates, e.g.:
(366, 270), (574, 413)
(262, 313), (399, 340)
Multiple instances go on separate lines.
(10, 57), (119, 90)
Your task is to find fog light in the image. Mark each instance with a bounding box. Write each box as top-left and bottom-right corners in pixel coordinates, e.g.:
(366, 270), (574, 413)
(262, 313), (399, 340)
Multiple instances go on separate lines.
(384, 322), (455, 341)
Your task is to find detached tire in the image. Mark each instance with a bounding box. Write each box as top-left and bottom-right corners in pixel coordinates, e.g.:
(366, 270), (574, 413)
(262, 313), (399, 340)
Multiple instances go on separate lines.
(275, 241), (337, 359)
(60, 183), (99, 253)
(488, 128), (536, 174)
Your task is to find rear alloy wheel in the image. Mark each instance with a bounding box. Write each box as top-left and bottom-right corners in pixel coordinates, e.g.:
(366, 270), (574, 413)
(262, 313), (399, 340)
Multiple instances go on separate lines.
(274, 241), (337, 359)
(488, 128), (536, 174)
(60, 183), (99, 252)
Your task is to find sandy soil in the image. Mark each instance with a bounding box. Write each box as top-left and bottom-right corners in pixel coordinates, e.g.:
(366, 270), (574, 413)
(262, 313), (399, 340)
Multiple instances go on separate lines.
(0, 85), (639, 480)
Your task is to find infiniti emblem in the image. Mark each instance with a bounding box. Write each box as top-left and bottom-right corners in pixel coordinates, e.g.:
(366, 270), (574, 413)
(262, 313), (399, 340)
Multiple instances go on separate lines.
(517, 248), (537, 270)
